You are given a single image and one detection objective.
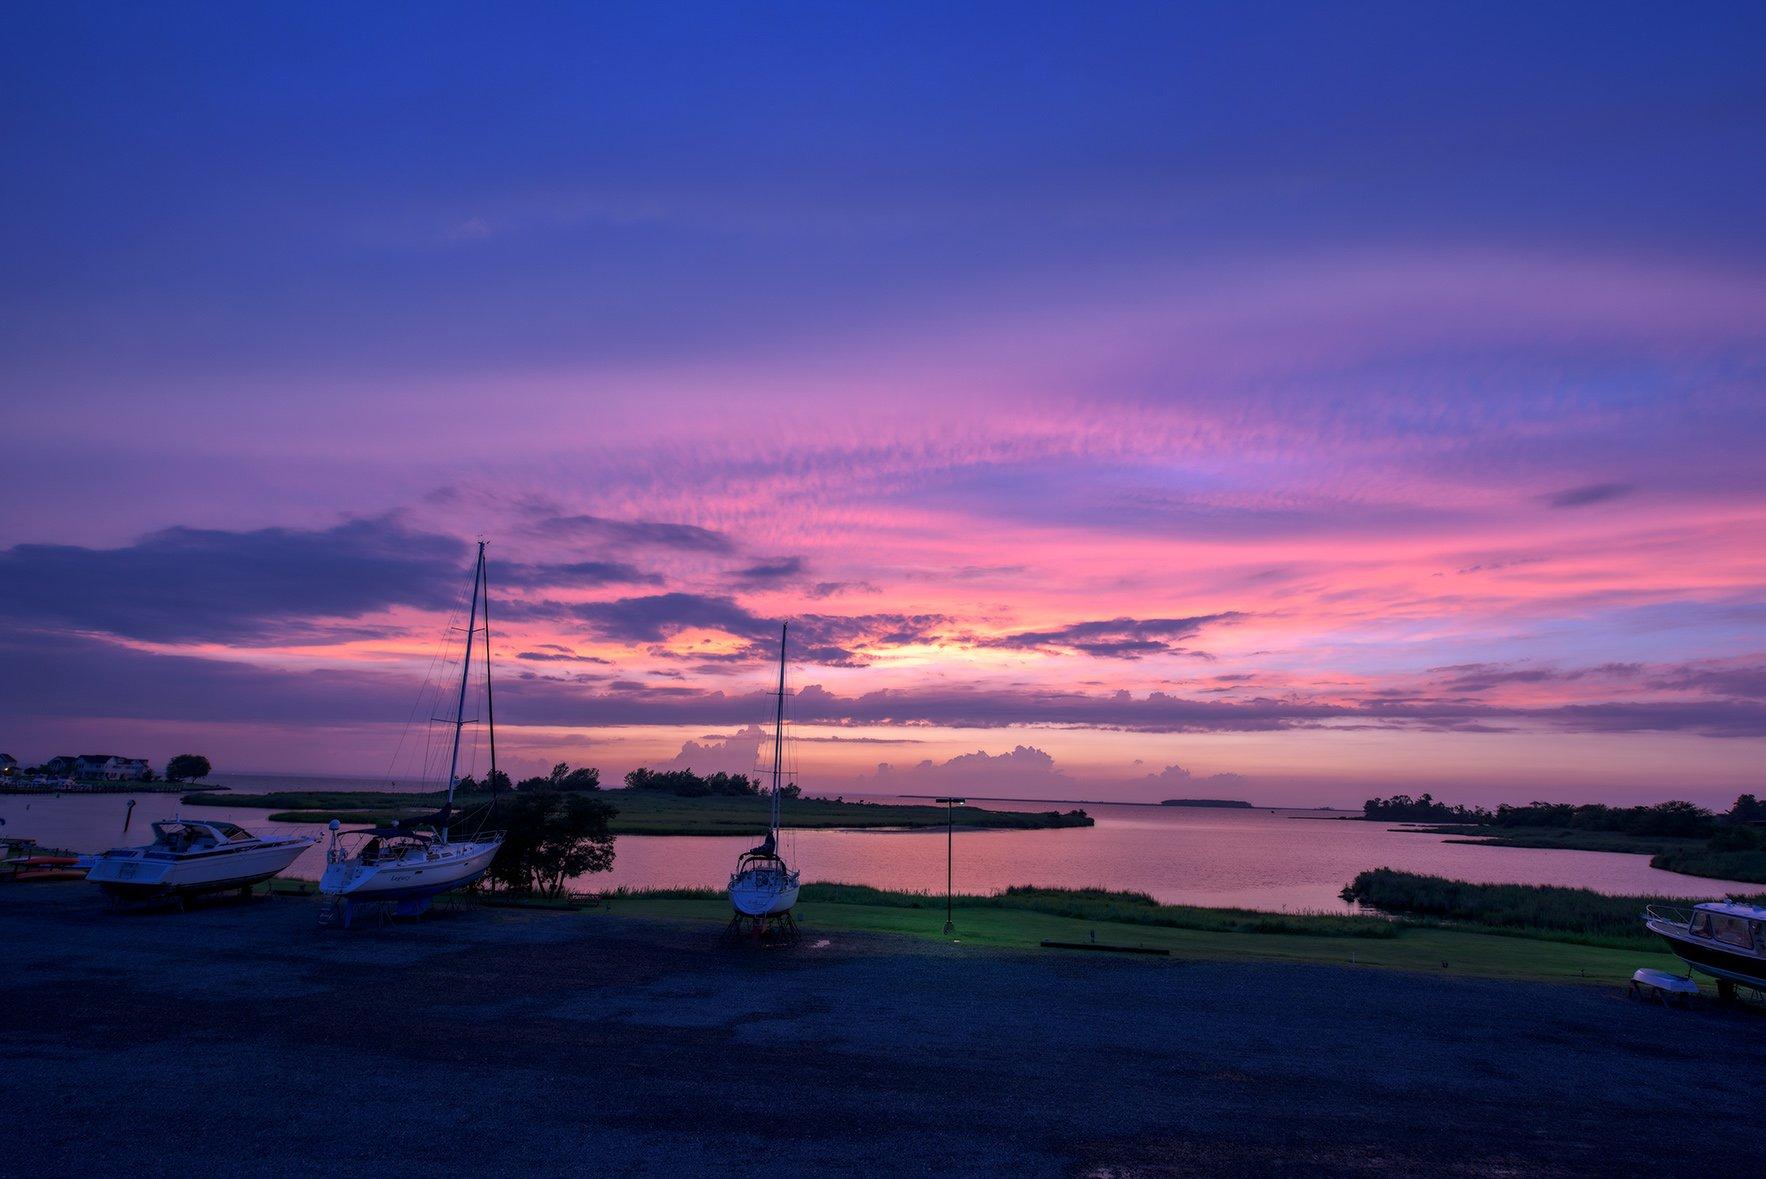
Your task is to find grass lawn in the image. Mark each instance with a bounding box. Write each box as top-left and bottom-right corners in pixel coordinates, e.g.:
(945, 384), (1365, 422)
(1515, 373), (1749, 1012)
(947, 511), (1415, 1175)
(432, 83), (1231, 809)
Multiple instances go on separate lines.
(603, 892), (1686, 985)
(186, 787), (1092, 835)
(252, 871), (1688, 987)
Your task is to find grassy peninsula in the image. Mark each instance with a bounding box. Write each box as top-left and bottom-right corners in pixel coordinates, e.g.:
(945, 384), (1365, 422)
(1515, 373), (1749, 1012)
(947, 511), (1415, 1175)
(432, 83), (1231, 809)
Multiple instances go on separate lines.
(1404, 827), (1766, 884)
(181, 787), (1093, 835)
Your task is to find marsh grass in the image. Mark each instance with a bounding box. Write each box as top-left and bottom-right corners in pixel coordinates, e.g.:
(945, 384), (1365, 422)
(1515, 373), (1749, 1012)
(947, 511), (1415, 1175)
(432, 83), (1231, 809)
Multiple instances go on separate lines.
(605, 881), (1396, 938)
(1650, 847), (1766, 885)
(1342, 867), (1766, 948)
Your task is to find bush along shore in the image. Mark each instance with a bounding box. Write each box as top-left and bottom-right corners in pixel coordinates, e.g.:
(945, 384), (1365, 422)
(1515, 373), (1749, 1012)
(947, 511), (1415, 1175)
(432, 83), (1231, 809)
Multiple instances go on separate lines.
(1364, 793), (1766, 884)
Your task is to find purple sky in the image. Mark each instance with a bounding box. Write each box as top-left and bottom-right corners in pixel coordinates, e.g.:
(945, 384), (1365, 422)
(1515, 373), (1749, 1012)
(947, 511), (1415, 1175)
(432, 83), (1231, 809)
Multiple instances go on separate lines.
(3, 3), (1764, 806)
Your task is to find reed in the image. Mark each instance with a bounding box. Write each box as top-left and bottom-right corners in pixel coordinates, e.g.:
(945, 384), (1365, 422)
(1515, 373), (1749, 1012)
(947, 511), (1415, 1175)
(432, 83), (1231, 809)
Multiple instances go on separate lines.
(1342, 867), (1766, 948)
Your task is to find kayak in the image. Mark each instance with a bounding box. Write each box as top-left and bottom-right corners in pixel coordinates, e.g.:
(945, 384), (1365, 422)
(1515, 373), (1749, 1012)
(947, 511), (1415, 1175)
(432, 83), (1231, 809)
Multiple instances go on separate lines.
(2, 855), (87, 882)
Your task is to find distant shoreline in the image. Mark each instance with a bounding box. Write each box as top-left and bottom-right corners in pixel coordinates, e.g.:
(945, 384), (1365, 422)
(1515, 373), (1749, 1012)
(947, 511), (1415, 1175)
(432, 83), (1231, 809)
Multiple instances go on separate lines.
(1160, 798), (1254, 809)
(893, 792), (1343, 811)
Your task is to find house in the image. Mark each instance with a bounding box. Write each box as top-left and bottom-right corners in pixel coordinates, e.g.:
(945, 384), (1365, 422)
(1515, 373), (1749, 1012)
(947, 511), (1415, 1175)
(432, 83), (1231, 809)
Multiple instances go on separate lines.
(0, 753), (17, 777)
(42, 755), (78, 778)
(72, 755), (151, 781)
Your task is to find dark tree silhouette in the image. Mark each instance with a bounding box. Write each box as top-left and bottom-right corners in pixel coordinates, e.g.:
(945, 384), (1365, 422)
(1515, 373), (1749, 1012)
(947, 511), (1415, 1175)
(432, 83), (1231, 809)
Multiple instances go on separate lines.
(486, 791), (617, 897)
(165, 754), (212, 782)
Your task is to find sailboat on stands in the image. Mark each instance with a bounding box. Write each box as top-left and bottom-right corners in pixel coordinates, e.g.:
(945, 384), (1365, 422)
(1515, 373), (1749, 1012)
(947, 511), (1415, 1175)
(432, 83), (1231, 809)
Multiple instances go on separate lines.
(318, 541), (505, 928)
(726, 621), (802, 941)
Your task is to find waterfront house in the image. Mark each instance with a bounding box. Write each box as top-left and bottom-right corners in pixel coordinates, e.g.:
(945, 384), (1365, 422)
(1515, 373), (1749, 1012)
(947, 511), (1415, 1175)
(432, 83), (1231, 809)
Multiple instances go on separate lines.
(72, 755), (151, 781)
(0, 753), (16, 777)
(42, 755), (78, 777)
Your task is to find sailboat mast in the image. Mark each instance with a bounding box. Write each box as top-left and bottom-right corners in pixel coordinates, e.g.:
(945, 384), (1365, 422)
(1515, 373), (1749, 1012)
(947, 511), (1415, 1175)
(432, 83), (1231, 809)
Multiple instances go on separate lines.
(770, 621), (787, 838)
(481, 543), (497, 795)
(443, 541), (485, 842)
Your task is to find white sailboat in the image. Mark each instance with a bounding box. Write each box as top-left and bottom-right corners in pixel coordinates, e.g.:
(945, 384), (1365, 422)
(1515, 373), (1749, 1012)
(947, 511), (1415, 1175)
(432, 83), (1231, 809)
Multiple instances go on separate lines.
(728, 622), (802, 930)
(319, 541), (505, 927)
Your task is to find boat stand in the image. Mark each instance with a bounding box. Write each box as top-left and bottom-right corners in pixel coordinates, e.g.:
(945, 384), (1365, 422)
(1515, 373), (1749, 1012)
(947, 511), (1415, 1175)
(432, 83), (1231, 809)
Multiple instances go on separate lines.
(318, 893), (439, 929)
(317, 897), (391, 929)
(722, 910), (799, 946)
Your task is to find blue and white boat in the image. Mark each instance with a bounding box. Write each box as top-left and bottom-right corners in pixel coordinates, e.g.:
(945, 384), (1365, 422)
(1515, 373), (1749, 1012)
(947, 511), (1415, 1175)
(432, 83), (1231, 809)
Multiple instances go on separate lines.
(1644, 900), (1766, 999)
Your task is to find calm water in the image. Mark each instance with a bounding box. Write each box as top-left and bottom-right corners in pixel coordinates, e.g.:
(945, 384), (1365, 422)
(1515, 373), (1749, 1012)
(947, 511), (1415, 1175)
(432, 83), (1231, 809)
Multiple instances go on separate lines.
(6, 788), (1760, 910)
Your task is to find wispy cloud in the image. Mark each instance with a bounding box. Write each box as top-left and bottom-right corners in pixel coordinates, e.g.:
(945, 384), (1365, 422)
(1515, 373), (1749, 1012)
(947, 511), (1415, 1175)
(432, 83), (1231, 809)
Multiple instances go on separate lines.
(976, 613), (1243, 659)
(1543, 482), (1636, 509)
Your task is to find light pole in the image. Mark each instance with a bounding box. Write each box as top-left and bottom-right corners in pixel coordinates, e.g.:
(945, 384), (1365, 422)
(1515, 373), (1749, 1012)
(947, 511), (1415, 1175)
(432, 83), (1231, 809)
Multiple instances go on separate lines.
(934, 796), (966, 934)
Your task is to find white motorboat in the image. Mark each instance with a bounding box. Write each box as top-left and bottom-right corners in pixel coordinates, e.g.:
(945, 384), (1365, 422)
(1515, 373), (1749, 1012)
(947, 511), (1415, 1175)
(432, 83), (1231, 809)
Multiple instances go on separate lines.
(1644, 900), (1766, 999)
(87, 818), (314, 903)
(728, 622), (801, 924)
(320, 541), (504, 927)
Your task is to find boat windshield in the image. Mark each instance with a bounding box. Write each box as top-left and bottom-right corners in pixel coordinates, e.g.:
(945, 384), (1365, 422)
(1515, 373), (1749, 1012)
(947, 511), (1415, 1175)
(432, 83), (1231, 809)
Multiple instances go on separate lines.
(151, 823), (219, 853)
(1711, 914), (1754, 949)
(1691, 909), (1755, 948)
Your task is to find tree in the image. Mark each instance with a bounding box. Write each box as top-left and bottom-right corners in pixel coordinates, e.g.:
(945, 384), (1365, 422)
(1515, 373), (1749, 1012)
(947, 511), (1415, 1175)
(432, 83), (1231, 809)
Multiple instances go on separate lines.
(624, 767), (760, 797)
(532, 762), (600, 790)
(165, 754), (212, 782)
(1729, 794), (1766, 823)
(485, 791), (617, 898)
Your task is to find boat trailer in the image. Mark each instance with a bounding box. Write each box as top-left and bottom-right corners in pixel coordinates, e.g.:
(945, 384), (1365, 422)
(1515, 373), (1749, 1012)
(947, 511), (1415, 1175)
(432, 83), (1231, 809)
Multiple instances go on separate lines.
(722, 909), (799, 945)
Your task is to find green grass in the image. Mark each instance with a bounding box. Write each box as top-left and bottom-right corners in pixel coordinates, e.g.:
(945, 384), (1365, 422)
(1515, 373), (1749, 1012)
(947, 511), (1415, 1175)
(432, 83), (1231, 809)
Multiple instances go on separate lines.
(1342, 868), (1766, 949)
(251, 874), (1694, 986)
(183, 787), (1093, 835)
(602, 887), (1684, 985)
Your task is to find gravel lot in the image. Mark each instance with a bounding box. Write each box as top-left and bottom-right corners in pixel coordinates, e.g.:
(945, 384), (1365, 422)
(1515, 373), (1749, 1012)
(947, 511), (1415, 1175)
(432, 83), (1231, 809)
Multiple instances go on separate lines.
(4, 883), (1760, 1177)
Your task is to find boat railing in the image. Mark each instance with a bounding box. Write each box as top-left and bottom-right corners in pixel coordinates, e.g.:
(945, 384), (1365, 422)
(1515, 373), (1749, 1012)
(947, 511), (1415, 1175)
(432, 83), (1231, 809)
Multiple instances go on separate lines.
(1644, 904), (1695, 928)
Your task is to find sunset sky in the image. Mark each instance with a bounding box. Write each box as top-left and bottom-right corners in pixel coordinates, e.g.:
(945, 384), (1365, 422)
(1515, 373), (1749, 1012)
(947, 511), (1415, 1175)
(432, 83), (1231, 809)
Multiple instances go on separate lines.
(4, 3), (1764, 805)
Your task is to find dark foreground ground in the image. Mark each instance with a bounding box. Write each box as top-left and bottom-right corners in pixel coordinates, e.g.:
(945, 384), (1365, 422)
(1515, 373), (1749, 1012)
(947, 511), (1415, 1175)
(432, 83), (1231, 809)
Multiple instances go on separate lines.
(4, 884), (1761, 1177)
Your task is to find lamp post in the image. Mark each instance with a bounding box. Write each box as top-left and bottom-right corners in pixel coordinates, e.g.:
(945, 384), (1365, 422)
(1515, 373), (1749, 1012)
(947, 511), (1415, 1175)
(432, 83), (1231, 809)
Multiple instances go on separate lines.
(934, 796), (966, 934)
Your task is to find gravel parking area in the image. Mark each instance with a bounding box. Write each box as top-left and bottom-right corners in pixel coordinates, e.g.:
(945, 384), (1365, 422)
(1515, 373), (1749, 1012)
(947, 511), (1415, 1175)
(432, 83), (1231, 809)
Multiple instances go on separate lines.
(4, 883), (1760, 1177)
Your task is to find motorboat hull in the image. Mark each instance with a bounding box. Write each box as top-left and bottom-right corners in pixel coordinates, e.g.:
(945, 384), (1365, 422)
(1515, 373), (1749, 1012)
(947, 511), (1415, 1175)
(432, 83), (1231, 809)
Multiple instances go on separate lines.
(87, 838), (313, 900)
(1647, 920), (1766, 990)
(730, 869), (800, 916)
(320, 838), (501, 904)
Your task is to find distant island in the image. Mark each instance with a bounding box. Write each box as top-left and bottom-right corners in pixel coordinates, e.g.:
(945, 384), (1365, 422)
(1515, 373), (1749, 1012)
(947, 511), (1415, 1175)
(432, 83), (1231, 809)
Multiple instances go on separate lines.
(1160, 798), (1254, 809)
